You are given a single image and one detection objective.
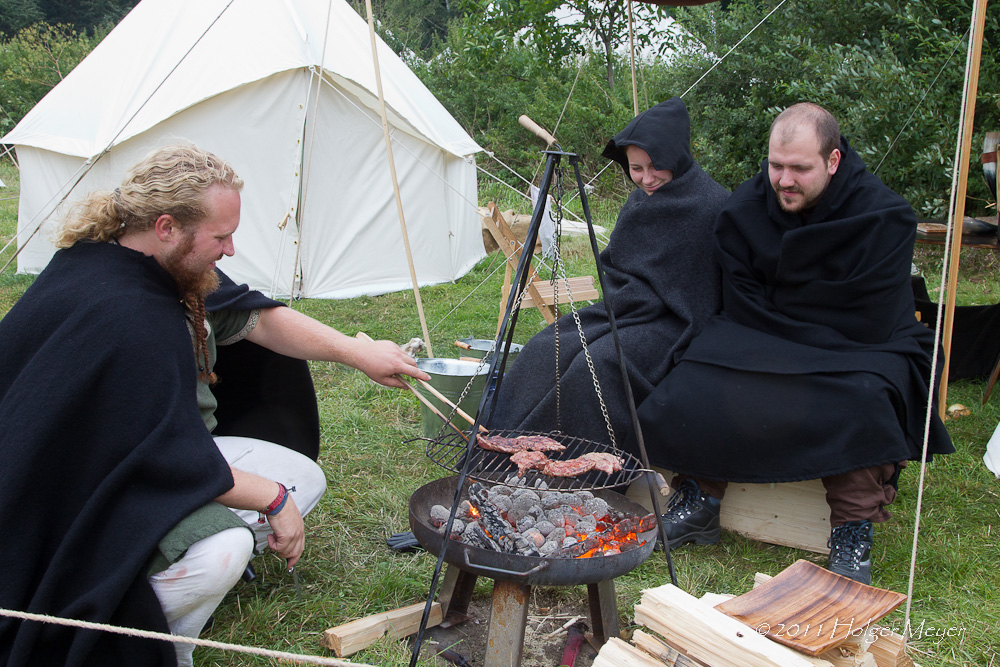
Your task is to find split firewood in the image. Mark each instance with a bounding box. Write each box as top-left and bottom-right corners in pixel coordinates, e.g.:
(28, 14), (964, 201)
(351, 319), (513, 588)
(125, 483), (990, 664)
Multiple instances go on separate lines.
(592, 637), (673, 667)
(321, 602), (442, 657)
(630, 629), (702, 666)
(634, 584), (833, 667)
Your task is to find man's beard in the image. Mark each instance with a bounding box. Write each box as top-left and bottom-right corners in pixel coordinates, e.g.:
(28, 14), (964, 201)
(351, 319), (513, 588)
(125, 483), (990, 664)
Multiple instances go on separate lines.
(161, 232), (220, 298)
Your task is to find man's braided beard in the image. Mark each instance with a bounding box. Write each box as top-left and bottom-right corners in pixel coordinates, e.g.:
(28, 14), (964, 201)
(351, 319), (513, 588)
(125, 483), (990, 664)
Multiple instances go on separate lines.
(161, 230), (221, 298)
(162, 230), (221, 384)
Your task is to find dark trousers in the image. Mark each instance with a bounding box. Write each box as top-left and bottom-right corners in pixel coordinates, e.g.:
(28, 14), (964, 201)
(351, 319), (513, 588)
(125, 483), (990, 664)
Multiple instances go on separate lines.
(679, 461), (905, 527)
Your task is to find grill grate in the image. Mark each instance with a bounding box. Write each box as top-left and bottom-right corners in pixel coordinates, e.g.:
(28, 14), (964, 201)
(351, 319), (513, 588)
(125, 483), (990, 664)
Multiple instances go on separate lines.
(416, 429), (645, 491)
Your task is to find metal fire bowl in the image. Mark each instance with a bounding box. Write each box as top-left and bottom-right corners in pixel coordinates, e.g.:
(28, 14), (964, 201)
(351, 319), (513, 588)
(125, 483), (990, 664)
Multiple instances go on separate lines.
(409, 476), (656, 586)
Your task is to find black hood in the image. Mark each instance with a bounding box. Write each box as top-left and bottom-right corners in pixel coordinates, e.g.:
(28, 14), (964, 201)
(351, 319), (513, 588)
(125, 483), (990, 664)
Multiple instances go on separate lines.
(602, 97), (694, 181)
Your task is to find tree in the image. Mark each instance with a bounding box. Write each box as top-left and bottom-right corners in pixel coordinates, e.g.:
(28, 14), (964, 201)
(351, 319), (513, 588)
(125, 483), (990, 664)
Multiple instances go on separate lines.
(359, 0), (454, 58)
(36, 0), (138, 34)
(443, 0), (673, 90)
(0, 22), (106, 135)
(0, 0), (43, 38)
(662, 0), (1000, 218)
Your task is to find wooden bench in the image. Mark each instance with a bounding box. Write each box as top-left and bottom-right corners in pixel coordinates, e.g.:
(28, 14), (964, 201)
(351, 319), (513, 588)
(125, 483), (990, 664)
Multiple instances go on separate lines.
(482, 202), (599, 334)
(627, 467), (830, 554)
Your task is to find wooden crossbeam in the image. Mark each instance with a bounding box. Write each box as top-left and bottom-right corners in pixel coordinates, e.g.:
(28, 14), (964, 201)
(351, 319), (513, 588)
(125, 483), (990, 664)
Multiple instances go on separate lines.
(485, 202), (556, 329)
(501, 275), (599, 308)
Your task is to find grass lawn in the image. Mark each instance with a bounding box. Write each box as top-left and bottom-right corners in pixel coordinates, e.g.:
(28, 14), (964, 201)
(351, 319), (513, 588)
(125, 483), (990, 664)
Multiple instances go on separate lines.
(0, 158), (997, 666)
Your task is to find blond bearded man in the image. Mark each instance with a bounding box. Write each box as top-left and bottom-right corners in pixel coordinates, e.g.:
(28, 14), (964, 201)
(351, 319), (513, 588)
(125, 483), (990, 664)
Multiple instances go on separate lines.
(0, 144), (428, 667)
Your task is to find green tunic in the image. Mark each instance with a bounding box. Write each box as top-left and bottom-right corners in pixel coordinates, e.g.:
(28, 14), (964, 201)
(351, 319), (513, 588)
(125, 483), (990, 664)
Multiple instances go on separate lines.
(149, 307), (262, 575)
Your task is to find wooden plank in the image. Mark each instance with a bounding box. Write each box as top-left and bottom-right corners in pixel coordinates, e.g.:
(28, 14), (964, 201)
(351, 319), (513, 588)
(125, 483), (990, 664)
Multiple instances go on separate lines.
(634, 584), (834, 667)
(626, 467), (830, 554)
(816, 647), (877, 667)
(700, 592), (736, 606)
(321, 602), (442, 657)
(752, 573), (909, 667)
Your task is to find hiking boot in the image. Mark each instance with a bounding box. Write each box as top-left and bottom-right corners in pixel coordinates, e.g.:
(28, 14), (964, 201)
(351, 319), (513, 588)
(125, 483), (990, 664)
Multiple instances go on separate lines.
(659, 479), (721, 549)
(827, 520), (873, 585)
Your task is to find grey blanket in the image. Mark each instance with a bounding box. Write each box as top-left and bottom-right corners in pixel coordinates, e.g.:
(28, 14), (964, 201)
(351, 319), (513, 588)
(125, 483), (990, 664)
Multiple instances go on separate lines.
(487, 162), (728, 454)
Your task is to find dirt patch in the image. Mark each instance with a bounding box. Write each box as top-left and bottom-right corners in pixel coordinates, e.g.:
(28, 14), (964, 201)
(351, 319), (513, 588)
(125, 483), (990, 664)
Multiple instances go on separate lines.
(422, 590), (599, 667)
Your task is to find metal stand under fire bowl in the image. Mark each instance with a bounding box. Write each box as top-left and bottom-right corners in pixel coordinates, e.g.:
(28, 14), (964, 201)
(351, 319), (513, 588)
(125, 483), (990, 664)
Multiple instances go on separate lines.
(439, 565), (619, 667)
(409, 476), (656, 667)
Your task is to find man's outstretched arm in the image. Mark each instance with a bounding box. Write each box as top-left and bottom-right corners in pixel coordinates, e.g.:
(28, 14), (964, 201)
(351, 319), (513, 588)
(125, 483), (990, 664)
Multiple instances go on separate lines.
(245, 306), (430, 389)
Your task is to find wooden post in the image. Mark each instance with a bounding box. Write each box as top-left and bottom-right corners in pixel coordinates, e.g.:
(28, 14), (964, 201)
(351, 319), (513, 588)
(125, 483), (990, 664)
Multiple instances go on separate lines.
(363, 0), (434, 357)
(939, 0), (989, 414)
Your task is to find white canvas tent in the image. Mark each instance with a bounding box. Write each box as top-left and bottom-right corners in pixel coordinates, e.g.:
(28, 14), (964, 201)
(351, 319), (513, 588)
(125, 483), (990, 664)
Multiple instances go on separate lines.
(2, 0), (485, 299)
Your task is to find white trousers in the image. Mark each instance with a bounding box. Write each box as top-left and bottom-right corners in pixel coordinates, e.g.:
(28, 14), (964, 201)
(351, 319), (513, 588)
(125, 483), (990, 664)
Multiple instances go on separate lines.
(149, 436), (327, 667)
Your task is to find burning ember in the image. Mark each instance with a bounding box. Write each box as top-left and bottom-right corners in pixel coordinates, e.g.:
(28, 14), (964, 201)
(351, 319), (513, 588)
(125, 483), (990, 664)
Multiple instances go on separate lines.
(429, 478), (655, 558)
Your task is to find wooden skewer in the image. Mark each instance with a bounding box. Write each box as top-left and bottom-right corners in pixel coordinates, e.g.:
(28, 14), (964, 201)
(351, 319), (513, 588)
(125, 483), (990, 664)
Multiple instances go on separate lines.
(402, 381), (469, 443)
(415, 377), (488, 433)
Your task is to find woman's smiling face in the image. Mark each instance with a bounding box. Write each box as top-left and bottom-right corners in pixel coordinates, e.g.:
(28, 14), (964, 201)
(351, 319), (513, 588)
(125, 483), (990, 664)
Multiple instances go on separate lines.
(626, 145), (673, 195)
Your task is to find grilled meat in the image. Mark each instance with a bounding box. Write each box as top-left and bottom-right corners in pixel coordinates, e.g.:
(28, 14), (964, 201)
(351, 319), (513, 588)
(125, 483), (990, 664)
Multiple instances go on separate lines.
(477, 433), (567, 453)
(579, 452), (624, 475)
(510, 450), (550, 476)
(542, 457), (597, 477)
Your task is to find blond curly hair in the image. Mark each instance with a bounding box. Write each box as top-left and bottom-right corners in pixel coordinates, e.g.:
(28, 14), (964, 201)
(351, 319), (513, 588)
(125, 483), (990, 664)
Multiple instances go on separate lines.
(54, 143), (244, 248)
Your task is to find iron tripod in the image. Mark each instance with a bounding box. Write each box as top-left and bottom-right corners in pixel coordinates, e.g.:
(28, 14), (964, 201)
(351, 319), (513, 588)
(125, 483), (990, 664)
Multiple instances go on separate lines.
(409, 148), (678, 667)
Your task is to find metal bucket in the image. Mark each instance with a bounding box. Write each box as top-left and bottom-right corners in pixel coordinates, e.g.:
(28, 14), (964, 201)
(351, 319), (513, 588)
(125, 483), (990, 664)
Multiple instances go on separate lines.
(457, 337), (523, 366)
(416, 358), (491, 438)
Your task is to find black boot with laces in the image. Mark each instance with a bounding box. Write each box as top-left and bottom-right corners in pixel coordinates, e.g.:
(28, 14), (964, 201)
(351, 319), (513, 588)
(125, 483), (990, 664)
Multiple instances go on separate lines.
(659, 479), (721, 549)
(827, 520), (873, 585)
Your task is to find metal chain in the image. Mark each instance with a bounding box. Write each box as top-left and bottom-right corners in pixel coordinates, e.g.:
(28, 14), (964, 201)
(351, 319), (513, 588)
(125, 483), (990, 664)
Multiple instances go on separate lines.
(552, 165), (563, 432)
(547, 169), (616, 447)
(547, 161), (615, 447)
(432, 257), (540, 438)
(432, 158), (613, 448)
(558, 253), (616, 447)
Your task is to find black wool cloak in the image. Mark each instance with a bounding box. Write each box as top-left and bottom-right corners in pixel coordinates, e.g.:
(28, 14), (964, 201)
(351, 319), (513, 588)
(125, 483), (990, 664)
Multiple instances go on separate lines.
(638, 138), (954, 482)
(487, 99), (729, 453)
(0, 242), (235, 667)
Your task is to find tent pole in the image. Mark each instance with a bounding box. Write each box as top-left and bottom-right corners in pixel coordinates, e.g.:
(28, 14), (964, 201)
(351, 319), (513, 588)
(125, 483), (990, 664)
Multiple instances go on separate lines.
(363, 0), (434, 357)
(626, 0), (639, 116)
(939, 0), (988, 415)
(290, 2), (334, 304)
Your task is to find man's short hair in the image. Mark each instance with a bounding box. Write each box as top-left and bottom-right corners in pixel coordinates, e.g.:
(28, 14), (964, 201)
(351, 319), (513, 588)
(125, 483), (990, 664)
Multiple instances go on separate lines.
(770, 103), (841, 160)
(55, 143), (243, 248)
